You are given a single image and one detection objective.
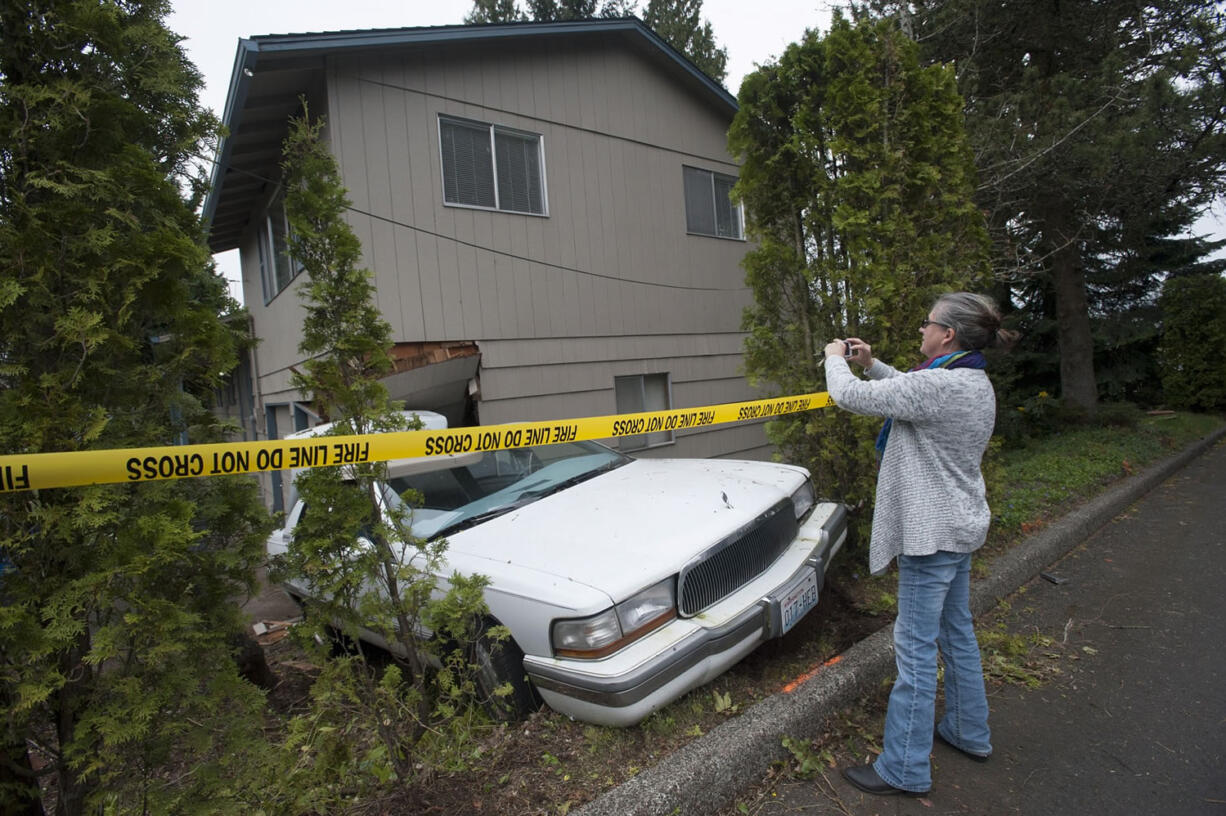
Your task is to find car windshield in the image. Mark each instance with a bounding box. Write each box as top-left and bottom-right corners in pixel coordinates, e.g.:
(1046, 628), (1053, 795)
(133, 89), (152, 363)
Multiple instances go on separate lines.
(384, 440), (630, 540)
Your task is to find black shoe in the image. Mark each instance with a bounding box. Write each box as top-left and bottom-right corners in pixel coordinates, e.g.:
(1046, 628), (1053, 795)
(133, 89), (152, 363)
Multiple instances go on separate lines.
(935, 729), (990, 763)
(840, 764), (928, 797)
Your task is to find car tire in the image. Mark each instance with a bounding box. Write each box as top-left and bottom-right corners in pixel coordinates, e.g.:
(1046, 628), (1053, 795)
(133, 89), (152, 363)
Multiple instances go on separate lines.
(471, 620), (541, 722)
(295, 595), (387, 664)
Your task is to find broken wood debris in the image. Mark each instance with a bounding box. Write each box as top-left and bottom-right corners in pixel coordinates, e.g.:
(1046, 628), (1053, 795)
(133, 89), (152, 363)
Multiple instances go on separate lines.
(252, 618), (301, 645)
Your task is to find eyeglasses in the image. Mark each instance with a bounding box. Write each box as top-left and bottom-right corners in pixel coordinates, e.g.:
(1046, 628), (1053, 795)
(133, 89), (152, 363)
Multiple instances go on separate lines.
(920, 319), (952, 330)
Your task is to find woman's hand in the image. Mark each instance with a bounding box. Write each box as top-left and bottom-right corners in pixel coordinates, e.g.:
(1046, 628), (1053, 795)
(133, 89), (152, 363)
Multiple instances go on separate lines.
(823, 340), (847, 360)
(824, 338), (873, 368)
(845, 337), (872, 368)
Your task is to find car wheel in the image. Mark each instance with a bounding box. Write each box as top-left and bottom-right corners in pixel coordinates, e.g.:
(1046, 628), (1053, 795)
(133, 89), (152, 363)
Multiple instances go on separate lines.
(471, 620), (541, 722)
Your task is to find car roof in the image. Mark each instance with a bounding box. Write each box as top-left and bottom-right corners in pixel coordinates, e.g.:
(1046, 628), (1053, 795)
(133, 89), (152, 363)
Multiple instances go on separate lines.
(285, 410), (448, 440)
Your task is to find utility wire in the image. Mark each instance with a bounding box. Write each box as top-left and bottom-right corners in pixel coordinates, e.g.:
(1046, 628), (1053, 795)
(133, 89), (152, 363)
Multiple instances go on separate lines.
(201, 155), (750, 294)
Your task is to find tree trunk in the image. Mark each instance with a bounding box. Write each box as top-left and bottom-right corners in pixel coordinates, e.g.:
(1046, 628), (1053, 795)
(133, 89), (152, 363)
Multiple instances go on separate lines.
(1, 686), (45, 816)
(1050, 236), (1099, 414)
(794, 212), (817, 380)
(53, 733), (84, 814)
(52, 632), (90, 816)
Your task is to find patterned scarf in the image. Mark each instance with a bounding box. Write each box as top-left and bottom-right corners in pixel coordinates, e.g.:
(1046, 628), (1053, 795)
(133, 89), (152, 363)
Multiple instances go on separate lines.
(874, 350), (987, 457)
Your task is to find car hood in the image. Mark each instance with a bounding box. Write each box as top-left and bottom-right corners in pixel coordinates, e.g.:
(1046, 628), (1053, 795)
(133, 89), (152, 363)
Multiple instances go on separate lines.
(442, 458), (809, 604)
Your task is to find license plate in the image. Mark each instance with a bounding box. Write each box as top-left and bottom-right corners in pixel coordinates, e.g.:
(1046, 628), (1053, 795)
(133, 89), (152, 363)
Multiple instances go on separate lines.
(780, 570), (819, 635)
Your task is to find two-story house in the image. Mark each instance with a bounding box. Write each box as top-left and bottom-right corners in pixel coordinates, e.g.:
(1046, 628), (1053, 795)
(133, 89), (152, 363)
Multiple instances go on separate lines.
(203, 18), (768, 511)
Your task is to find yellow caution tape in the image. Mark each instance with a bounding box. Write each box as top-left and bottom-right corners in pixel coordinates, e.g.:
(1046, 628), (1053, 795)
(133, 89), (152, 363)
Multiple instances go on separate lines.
(0, 392), (834, 493)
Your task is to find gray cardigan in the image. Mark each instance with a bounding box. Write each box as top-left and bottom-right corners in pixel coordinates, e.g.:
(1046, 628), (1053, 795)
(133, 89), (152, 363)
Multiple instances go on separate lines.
(824, 356), (997, 574)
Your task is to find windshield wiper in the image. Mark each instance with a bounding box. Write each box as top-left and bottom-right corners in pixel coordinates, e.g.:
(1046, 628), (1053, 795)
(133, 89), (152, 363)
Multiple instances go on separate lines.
(430, 458), (628, 539)
(430, 498), (536, 540)
(516, 458), (627, 501)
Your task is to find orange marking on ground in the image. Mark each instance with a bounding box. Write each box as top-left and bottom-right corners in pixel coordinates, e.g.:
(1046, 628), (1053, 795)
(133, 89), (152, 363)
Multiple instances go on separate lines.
(781, 654), (843, 693)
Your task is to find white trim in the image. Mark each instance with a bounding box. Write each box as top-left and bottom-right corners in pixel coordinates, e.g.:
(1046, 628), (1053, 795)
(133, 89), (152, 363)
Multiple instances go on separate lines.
(290, 401), (323, 422)
(258, 186), (304, 304)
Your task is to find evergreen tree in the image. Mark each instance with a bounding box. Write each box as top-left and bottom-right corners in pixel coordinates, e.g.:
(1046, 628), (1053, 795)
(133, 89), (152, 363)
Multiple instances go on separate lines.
(642, 0), (727, 83)
(0, 2), (269, 813)
(527, 0), (599, 19)
(875, 0), (1226, 413)
(467, 0), (602, 21)
(1158, 272), (1226, 411)
(464, 0), (728, 84)
(465, 0), (526, 22)
(272, 106), (502, 788)
(728, 12), (988, 530)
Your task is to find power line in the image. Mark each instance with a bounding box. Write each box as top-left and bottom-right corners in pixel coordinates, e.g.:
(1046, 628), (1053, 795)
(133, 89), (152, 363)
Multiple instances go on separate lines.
(203, 156), (750, 294)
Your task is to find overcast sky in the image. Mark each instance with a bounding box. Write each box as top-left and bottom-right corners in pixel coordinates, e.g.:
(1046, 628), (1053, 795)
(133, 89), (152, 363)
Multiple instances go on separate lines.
(169, 0), (844, 299)
(168, 0), (837, 115)
(167, 0), (1223, 300)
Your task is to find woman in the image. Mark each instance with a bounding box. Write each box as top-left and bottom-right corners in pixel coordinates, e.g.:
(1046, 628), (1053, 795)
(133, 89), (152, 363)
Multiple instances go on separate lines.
(822, 292), (1017, 797)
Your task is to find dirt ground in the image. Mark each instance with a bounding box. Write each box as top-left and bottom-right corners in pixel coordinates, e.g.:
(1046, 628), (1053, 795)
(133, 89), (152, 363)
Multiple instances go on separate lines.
(243, 565), (888, 816)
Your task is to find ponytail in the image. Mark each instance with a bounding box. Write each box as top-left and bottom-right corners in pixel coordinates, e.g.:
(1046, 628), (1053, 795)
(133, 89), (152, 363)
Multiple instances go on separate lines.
(932, 293), (1019, 352)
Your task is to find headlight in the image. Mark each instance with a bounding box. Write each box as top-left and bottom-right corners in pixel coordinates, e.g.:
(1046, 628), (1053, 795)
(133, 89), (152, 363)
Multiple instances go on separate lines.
(552, 578), (677, 659)
(552, 608), (622, 656)
(790, 478), (816, 520)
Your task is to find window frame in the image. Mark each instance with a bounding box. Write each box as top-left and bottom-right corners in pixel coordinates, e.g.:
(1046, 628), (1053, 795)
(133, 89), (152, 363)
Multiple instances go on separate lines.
(682, 165), (744, 241)
(614, 373), (675, 452)
(438, 114), (549, 217)
(257, 186), (302, 304)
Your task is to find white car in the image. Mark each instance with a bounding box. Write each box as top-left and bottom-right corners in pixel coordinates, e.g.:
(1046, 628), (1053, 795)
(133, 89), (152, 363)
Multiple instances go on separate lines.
(268, 412), (847, 727)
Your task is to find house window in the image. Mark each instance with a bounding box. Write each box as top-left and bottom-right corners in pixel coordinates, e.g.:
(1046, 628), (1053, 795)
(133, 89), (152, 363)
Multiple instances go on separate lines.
(614, 373), (673, 452)
(683, 165), (743, 239)
(439, 116), (546, 215)
(258, 187), (300, 302)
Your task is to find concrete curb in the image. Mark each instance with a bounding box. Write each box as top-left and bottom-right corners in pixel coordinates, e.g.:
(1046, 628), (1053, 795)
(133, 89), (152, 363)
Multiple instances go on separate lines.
(577, 425), (1226, 816)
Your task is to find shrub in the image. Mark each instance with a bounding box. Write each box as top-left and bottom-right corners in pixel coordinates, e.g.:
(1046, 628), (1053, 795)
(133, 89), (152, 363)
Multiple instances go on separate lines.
(1159, 275), (1226, 412)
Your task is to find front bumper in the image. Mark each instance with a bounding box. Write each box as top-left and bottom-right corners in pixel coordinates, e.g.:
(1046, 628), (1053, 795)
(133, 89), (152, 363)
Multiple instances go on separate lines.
(522, 502), (848, 726)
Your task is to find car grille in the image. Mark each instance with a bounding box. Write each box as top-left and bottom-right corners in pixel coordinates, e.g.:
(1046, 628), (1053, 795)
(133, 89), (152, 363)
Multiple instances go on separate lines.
(676, 499), (798, 617)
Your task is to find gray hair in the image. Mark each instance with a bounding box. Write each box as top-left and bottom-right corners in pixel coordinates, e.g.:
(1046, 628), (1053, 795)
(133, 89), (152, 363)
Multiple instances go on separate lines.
(932, 292), (1019, 351)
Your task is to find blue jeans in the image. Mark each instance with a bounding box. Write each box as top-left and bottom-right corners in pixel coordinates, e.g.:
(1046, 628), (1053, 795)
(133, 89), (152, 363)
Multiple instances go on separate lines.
(873, 550), (992, 792)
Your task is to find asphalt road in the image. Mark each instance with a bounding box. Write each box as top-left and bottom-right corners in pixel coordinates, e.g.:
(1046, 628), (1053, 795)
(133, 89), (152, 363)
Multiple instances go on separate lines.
(743, 438), (1226, 816)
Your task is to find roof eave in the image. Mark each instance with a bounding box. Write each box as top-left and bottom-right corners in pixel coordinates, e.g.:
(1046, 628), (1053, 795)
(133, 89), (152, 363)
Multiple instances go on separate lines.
(202, 18), (736, 252)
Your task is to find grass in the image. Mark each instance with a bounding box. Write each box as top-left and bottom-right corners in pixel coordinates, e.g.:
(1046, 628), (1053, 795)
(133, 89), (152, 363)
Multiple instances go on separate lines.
(838, 409), (1223, 621)
(985, 410), (1222, 545)
(975, 600), (1058, 688)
